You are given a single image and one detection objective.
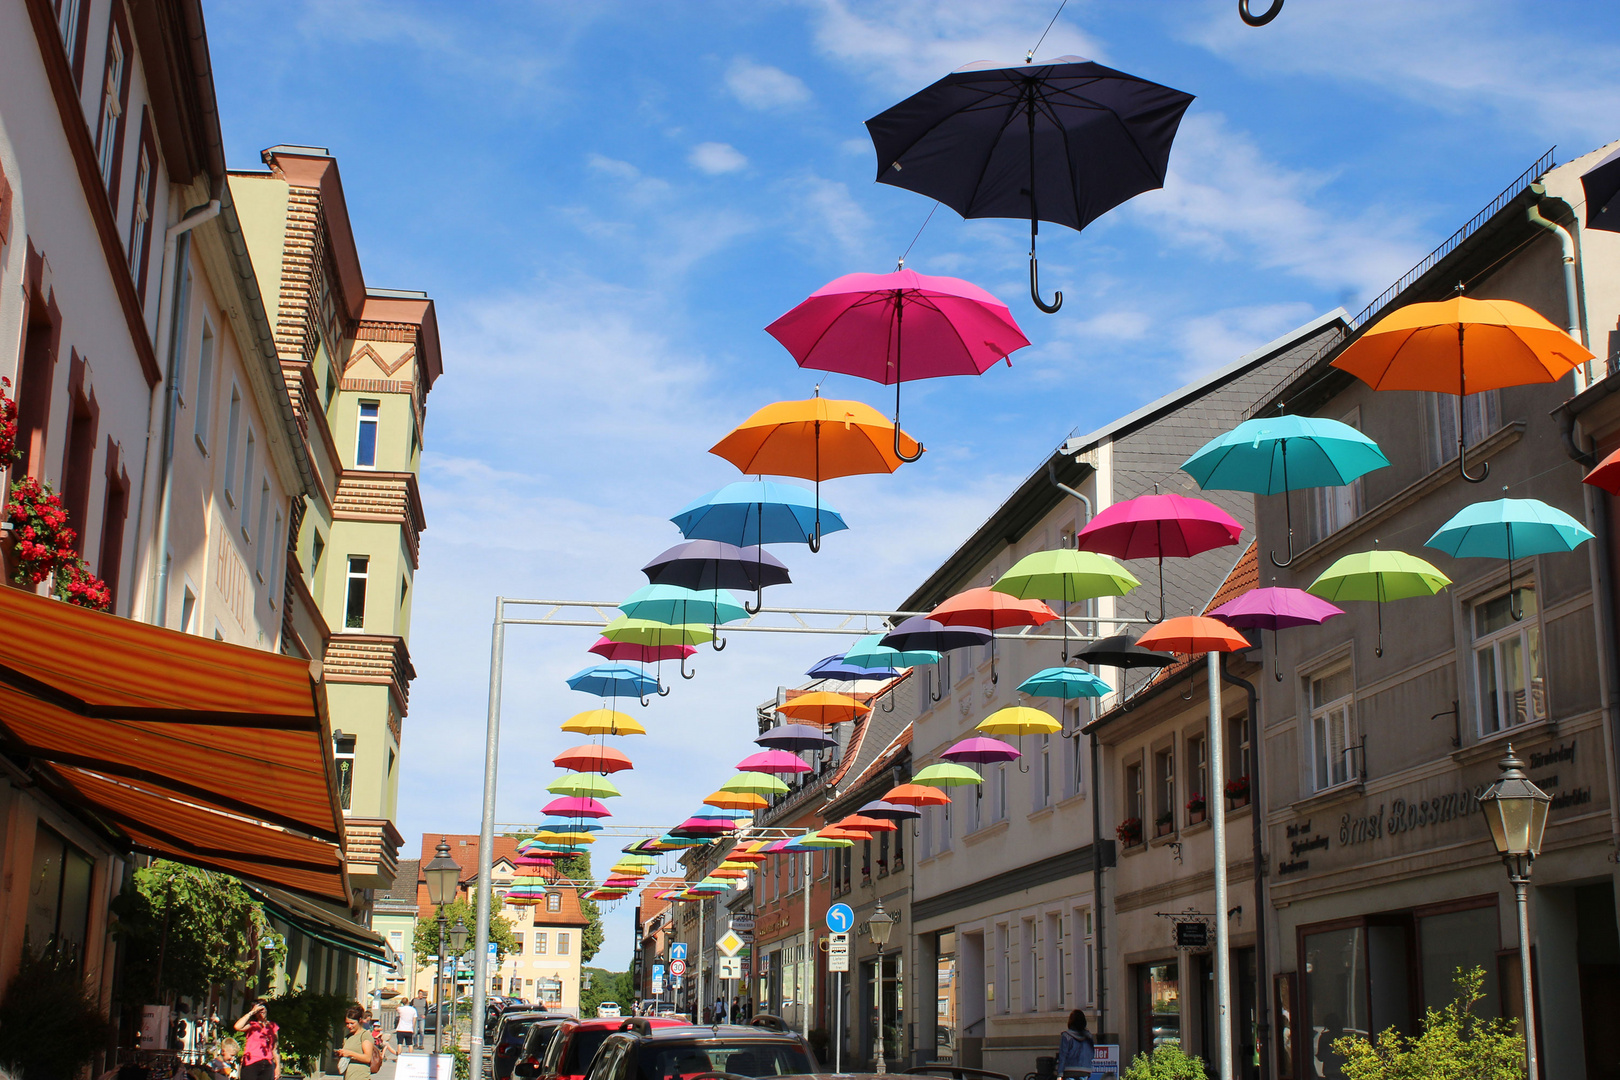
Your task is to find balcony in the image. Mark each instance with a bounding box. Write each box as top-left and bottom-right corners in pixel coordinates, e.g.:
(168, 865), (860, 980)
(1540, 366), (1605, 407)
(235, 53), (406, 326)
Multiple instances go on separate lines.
(345, 817), (404, 891)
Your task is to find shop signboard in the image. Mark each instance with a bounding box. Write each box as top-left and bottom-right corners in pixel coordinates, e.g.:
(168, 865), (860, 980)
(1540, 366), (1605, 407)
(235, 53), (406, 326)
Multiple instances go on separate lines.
(1089, 1045), (1119, 1077)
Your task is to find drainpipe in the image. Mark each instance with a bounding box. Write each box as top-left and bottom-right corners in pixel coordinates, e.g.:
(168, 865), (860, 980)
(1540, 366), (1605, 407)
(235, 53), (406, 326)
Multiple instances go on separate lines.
(1089, 728), (1107, 1040)
(142, 186), (221, 624)
(1221, 653), (1270, 1080)
(1527, 189), (1589, 385)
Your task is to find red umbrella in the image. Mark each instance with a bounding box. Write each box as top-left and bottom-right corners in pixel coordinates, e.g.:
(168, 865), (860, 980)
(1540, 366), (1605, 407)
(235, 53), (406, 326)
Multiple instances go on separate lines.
(929, 586), (1056, 683)
(542, 796), (612, 819)
(766, 269), (1031, 461)
(1077, 493), (1242, 621)
(588, 637), (694, 662)
(1584, 446), (1620, 495)
(552, 745), (633, 775)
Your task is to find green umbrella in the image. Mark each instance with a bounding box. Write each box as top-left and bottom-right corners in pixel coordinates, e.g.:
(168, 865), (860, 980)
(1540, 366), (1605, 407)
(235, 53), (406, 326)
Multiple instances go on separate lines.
(1307, 549), (1450, 658)
(601, 616), (715, 680)
(720, 771), (791, 796)
(546, 773), (622, 799)
(796, 831), (853, 848)
(913, 761), (986, 787)
(994, 549), (1142, 662)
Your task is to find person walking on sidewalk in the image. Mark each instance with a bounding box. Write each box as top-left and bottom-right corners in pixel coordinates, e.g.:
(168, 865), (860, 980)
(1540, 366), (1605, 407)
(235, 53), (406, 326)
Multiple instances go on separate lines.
(393, 998), (418, 1056)
(233, 1001), (280, 1080)
(1055, 1010), (1095, 1077)
(338, 1006), (376, 1080)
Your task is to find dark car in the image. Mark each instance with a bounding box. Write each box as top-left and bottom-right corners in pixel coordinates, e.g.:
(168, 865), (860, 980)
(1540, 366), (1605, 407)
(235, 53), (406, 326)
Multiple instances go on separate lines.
(513, 1019), (571, 1080)
(488, 999), (539, 1043)
(488, 1012), (554, 1080)
(581, 1015), (817, 1080)
(540, 1018), (688, 1080)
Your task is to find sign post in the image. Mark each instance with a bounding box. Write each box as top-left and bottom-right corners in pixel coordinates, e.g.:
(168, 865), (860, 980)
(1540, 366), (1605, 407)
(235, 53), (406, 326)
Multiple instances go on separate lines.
(827, 904), (854, 1072)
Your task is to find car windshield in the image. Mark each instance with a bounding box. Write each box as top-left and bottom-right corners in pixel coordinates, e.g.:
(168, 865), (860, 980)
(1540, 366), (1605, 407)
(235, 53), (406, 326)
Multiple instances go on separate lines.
(637, 1041), (814, 1080)
(526, 1025), (564, 1059)
(501, 1017), (546, 1046)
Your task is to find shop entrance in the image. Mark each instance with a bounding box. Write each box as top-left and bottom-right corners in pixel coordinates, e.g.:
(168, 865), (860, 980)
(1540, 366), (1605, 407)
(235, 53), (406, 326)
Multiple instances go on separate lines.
(1198, 948), (1257, 1079)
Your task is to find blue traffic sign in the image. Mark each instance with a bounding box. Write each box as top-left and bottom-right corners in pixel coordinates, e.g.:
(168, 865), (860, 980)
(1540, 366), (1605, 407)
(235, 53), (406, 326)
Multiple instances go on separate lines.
(827, 903), (854, 934)
(670, 943), (688, 961)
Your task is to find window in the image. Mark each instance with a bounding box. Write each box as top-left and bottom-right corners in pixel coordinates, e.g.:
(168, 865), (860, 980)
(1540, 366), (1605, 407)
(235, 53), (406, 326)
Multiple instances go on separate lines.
(1136, 960), (1180, 1053)
(1123, 759), (1144, 839)
(356, 401), (380, 467)
(15, 299), (58, 481)
(323, 362), (336, 409)
(536, 932), (548, 954)
(1023, 918), (1038, 1011)
(1154, 746), (1175, 834)
(55, 0), (83, 68)
(1067, 703), (1085, 796)
(1078, 909), (1094, 1005)
(345, 556), (369, 629)
(334, 734), (355, 811)
(180, 585), (196, 633)
(1048, 913), (1066, 1008)
(128, 141), (150, 271)
(269, 511), (284, 595)
(1037, 734), (1052, 809)
(255, 482), (271, 577)
(223, 387), (241, 505)
(1229, 713), (1252, 785)
(893, 818), (903, 868)
(241, 430), (256, 532)
(1309, 409), (1365, 542)
(558, 933), (570, 956)
(98, 455), (128, 604)
(25, 824), (94, 969)
(311, 530), (326, 574)
(995, 763), (1007, 821)
(96, 31), (126, 188)
(1428, 390), (1501, 472)
(1474, 586), (1544, 734)
(513, 933), (524, 955)
(547, 892), (561, 913)
(193, 319), (216, 448)
(60, 374), (97, 544)
(1309, 667), (1355, 791)
(1187, 733), (1208, 815)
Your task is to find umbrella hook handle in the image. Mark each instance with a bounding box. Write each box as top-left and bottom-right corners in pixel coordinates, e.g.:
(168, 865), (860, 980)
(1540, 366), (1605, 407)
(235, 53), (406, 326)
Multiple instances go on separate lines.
(1270, 444), (1297, 567)
(681, 654), (698, 680)
(881, 692), (895, 713)
(1030, 251), (1063, 314)
(1459, 439), (1490, 483)
(1273, 630), (1284, 683)
(712, 633), (728, 652)
(929, 666), (945, 703)
(744, 584), (765, 616)
(658, 681), (672, 697)
(1238, 0), (1284, 26)
(1182, 667), (1195, 700)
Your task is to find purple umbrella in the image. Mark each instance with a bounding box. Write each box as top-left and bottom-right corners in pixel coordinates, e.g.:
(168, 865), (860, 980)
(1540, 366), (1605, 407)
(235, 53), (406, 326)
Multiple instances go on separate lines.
(1209, 586), (1342, 681)
(756, 723), (838, 752)
(942, 736), (1021, 764)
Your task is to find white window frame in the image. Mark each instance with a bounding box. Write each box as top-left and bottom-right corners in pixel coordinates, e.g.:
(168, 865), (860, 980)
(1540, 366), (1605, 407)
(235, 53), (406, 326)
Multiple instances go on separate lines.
(1048, 912), (1066, 1008)
(1036, 734), (1052, 810)
(1472, 583), (1545, 736)
(1023, 917), (1038, 1012)
(1427, 389), (1502, 473)
(128, 143), (150, 269)
(356, 399), (380, 468)
(193, 317), (216, 451)
(1309, 407), (1365, 543)
(1308, 664), (1355, 792)
(241, 428), (256, 535)
(255, 482), (271, 578)
(56, 0), (81, 53)
(97, 35), (124, 183)
(344, 556), (369, 630)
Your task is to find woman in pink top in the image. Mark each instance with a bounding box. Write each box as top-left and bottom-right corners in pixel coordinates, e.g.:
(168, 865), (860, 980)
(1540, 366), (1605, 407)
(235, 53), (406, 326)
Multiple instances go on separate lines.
(234, 1000), (280, 1080)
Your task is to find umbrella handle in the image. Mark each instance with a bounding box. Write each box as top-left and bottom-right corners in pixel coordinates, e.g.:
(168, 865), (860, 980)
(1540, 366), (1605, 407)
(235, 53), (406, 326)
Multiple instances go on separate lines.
(712, 633), (727, 652)
(682, 654), (697, 680)
(929, 666), (945, 703)
(658, 680), (672, 697)
(1182, 667), (1195, 700)
(882, 692), (895, 713)
(1459, 438), (1490, 483)
(1030, 250), (1063, 314)
(745, 584), (764, 615)
(1273, 629), (1284, 683)
(1239, 0), (1284, 25)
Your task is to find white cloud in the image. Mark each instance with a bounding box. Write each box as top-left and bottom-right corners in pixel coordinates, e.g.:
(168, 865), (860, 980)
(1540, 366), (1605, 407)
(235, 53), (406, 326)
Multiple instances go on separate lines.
(725, 57), (813, 109)
(782, 174), (877, 262)
(1175, 301), (1319, 380)
(688, 141), (749, 175)
(586, 154), (642, 182)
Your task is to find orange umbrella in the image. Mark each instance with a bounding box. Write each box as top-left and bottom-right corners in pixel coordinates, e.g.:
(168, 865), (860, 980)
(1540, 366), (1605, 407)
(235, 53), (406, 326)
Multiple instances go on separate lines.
(1584, 446), (1620, 495)
(883, 782), (953, 807)
(552, 745), (634, 774)
(835, 813), (897, 832)
(778, 690), (872, 726)
(711, 395), (923, 551)
(1137, 615), (1251, 655)
(709, 867), (750, 879)
(1331, 295), (1592, 482)
(930, 586), (1058, 683)
(818, 825), (874, 841)
(704, 790), (768, 811)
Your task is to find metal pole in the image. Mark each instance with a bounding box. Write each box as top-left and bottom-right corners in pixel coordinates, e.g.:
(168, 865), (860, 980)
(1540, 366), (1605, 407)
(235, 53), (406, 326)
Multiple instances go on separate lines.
(1221, 654), (1271, 1080)
(1514, 872), (1539, 1080)
(435, 912), (446, 1055)
(835, 971), (842, 1073)
(472, 599), (506, 1080)
(802, 851), (812, 1039)
(1207, 652), (1234, 1080)
(698, 897), (706, 1021)
(874, 948), (886, 1074)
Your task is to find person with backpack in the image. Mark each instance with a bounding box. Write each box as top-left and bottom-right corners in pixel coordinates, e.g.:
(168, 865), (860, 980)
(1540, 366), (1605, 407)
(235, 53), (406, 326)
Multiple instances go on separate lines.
(337, 1005), (378, 1080)
(1055, 1009), (1095, 1077)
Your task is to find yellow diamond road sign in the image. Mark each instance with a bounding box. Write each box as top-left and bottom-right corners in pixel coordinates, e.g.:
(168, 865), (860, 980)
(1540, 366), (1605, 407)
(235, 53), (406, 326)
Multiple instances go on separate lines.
(717, 930), (745, 956)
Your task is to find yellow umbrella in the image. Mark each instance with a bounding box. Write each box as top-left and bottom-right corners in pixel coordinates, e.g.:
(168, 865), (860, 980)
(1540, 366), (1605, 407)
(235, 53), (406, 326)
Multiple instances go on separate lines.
(561, 709), (647, 736)
(535, 831), (596, 845)
(601, 616), (715, 646)
(976, 706), (1061, 736)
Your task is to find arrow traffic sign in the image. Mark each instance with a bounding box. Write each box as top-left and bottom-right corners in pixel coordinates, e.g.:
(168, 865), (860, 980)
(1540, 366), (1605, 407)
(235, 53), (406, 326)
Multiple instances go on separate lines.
(826, 903), (854, 934)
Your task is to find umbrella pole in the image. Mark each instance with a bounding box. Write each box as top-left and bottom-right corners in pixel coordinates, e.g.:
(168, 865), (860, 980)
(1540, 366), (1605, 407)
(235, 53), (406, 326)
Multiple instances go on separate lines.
(1273, 629), (1283, 682)
(811, 421), (823, 553)
(892, 296), (924, 462)
(1145, 553), (1166, 623)
(1271, 440), (1296, 567)
(1508, 530), (1524, 621)
(746, 500), (767, 614)
(1458, 326), (1489, 482)
(1026, 88), (1062, 313)
(1376, 577), (1385, 659)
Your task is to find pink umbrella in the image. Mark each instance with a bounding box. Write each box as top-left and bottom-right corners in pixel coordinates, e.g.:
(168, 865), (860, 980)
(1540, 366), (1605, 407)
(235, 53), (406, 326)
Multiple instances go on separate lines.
(543, 796), (613, 819)
(1077, 492), (1243, 621)
(513, 854), (552, 866)
(766, 269), (1031, 461)
(1210, 586), (1343, 682)
(942, 736), (1021, 764)
(588, 637), (695, 663)
(737, 750), (812, 775)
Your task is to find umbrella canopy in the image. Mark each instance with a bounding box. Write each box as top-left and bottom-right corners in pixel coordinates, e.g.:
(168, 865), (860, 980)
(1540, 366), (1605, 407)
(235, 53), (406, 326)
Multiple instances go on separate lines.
(561, 709), (646, 737)
(707, 867), (749, 879)
(1425, 497), (1592, 621)
(1017, 666), (1111, 699)
(546, 773), (622, 799)
(1209, 586), (1344, 681)
(535, 830), (596, 845)
(843, 632), (942, 669)
(839, 814), (899, 833)
(721, 771), (792, 796)
(930, 586), (1057, 682)
(865, 57), (1194, 312)
(619, 584), (749, 627)
(755, 723), (838, 752)
(880, 616), (991, 654)
(1182, 414), (1391, 566)
(672, 480), (848, 548)
(736, 750), (812, 775)
(778, 690), (872, 726)
(883, 782), (953, 806)
(1076, 632), (1174, 670)
(552, 745), (634, 775)
(703, 790), (768, 811)
(1584, 446), (1620, 495)
(671, 817), (737, 835)
(642, 539), (791, 593)
(914, 762), (987, 787)
(565, 663), (661, 701)
(543, 796), (611, 819)
(765, 269), (1030, 459)
(796, 831), (855, 848)
(820, 824), (876, 841)
(806, 654), (899, 682)
(1331, 296), (1593, 482)
(1077, 492), (1243, 620)
(600, 615), (715, 648)
(993, 549), (1141, 602)
(589, 637), (694, 664)
(1582, 145), (1620, 233)
(1137, 616), (1252, 655)
(859, 799), (921, 820)
(538, 817), (602, 833)
(942, 736), (1021, 764)
(976, 707), (1062, 737)
(1307, 549), (1451, 657)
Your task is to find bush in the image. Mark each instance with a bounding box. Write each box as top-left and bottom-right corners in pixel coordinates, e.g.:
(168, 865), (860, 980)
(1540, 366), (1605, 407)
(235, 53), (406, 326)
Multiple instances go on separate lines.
(1332, 966), (1524, 1080)
(264, 987), (352, 1075)
(0, 946), (116, 1080)
(1123, 1042), (1208, 1080)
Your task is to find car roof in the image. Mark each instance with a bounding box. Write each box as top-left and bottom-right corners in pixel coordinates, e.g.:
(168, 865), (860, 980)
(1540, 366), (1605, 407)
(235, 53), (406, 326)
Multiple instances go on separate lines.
(564, 1017), (686, 1032)
(615, 1024), (809, 1043)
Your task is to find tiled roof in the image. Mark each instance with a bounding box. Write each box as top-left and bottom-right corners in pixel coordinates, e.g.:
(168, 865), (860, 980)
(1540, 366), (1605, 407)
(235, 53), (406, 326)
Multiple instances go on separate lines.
(415, 833), (589, 925)
(377, 859), (420, 908)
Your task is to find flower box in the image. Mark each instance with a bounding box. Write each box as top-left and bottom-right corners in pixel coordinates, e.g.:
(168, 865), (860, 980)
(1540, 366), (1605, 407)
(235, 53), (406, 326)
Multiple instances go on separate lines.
(1116, 817), (1143, 846)
(1225, 775), (1251, 808)
(1186, 795), (1206, 824)
(1155, 817), (1175, 838)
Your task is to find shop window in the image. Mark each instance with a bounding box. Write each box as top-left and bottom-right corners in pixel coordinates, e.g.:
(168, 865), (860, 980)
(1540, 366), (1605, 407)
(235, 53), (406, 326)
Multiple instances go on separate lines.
(1136, 959), (1180, 1054)
(1153, 746), (1175, 835)
(1417, 903), (1500, 1016)
(345, 556), (368, 629)
(25, 823), (94, 968)
(193, 318), (216, 449)
(356, 400), (380, 467)
(1473, 586), (1544, 735)
(538, 977), (562, 1005)
(1302, 926), (1367, 1080)
(1309, 666), (1355, 791)
(334, 734), (355, 810)
(1427, 390), (1500, 473)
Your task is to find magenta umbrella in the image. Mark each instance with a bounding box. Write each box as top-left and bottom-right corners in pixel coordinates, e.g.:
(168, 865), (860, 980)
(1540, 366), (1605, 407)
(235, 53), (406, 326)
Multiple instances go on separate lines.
(942, 736), (1021, 764)
(543, 796), (613, 819)
(737, 749), (812, 775)
(1077, 492), (1243, 622)
(766, 268), (1031, 461)
(1209, 586), (1343, 682)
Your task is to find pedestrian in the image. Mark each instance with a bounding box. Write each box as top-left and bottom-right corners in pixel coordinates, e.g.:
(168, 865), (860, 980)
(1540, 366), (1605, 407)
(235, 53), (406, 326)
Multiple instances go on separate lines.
(1054, 1009), (1095, 1077)
(208, 1039), (240, 1080)
(394, 996), (418, 1056)
(233, 1000), (280, 1080)
(337, 1005), (376, 1080)
(701, 1005), (713, 1025)
(411, 992), (429, 1049)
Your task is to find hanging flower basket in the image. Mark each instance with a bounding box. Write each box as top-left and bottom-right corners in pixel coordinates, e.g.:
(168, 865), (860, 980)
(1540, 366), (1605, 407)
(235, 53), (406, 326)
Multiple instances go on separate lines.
(1116, 817), (1143, 846)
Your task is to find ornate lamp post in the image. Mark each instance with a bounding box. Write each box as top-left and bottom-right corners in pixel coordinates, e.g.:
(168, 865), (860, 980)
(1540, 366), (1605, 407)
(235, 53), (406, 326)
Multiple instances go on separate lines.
(424, 838), (462, 1055)
(1478, 746), (1550, 1080)
(449, 917), (469, 1045)
(866, 901), (895, 1075)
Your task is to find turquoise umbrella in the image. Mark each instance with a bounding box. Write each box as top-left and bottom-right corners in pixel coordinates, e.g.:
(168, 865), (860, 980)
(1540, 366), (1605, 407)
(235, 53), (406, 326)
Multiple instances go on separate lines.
(1016, 667), (1112, 700)
(1425, 497), (1593, 620)
(619, 583), (749, 652)
(1182, 414), (1389, 568)
(843, 632), (941, 669)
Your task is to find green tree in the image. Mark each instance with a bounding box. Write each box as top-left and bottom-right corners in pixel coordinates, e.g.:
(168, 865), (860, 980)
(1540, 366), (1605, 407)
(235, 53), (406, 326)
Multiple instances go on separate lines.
(1333, 966), (1524, 1080)
(264, 986), (353, 1075)
(110, 860), (286, 1001)
(1122, 1043), (1208, 1080)
(412, 896), (518, 971)
(0, 945), (117, 1080)
(579, 968), (634, 1017)
(552, 855), (604, 963)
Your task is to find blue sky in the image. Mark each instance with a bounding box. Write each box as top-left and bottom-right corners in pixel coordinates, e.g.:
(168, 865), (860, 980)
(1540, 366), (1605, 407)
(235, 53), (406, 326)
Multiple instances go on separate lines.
(207, 0), (1620, 969)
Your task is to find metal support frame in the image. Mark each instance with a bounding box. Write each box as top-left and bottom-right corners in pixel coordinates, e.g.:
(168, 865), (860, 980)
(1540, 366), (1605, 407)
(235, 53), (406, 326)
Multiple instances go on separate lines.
(1207, 652), (1234, 1080)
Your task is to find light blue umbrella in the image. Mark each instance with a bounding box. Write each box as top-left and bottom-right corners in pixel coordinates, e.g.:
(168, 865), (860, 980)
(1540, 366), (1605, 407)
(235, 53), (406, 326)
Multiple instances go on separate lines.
(842, 632), (941, 669)
(1182, 414), (1389, 567)
(672, 481), (848, 547)
(1425, 497), (1593, 619)
(540, 817), (603, 833)
(1016, 666), (1112, 700)
(565, 663), (661, 702)
(619, 584), (749, 627)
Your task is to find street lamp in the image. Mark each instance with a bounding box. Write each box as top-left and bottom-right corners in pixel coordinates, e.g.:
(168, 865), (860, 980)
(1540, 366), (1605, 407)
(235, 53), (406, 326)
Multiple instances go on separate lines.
(449, 918), (469, 1043)
(867, 902), (895, 1075)
(1478, 746), (1550, 1080)
(424, 838), (462, 1054)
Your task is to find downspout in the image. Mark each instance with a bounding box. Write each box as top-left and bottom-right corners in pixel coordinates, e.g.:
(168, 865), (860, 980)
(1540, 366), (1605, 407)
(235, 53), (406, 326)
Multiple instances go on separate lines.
(1527, 188), (1589, 384)
(1221, 653), (1270, 1080)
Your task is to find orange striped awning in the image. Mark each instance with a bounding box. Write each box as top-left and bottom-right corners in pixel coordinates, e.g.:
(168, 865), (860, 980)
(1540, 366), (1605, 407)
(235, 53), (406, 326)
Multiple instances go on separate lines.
(0, 584), (349, 903)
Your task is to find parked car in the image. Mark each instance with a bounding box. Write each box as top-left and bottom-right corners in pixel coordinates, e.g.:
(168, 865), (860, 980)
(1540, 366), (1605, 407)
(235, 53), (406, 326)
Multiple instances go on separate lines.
(595, 1002), (621, 1019)
(581, 1015), (817, 1080)
(514, 1019), (572, 1080)
(537, 1017), (686, 1080)
(489, 1011), (554, 1080)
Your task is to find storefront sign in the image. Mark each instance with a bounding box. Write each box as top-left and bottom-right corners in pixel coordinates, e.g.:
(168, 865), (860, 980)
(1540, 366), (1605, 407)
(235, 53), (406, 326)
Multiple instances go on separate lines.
(755, 911), (791, 938)
(1089, 1045), (1120, 1077)
(1174, 922), (1209, 950)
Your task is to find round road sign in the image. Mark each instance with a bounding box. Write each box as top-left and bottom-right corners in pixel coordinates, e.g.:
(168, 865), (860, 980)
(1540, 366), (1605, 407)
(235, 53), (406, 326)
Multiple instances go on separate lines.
(669, 959), (687, 976)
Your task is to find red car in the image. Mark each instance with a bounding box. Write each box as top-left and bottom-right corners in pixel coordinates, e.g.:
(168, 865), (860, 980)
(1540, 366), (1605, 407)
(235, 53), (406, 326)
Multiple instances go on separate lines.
(535, 1018), (686, 1080)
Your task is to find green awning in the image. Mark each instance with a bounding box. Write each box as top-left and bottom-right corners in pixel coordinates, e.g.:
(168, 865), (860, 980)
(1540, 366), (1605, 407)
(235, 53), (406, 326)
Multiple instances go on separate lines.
(244, 881), (392, 965)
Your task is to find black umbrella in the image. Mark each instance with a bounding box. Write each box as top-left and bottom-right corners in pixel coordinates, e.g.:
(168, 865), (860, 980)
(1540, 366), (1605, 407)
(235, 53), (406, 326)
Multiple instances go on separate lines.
(859, 799), (921, 821)
(1075, 631), (1174, 669)
(642, 539), (791, 617)
(1581, 146), (1620, 233)
(866, 56), (1193, 313)
(755, 723), (837, 753)
(880, 615), (991, 653)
